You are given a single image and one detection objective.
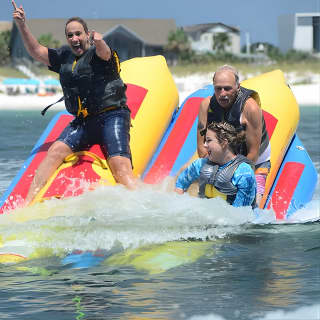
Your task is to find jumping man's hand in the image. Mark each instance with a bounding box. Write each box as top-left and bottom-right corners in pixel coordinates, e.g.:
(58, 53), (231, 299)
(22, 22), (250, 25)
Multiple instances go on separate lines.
(12, 0), (25, 24)
(89, 30), (104, 46)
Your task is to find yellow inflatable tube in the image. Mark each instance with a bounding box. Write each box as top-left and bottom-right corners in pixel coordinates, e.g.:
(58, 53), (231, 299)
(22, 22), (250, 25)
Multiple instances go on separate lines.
(180, 70), (299, 208)
(241, 70), (299, 207)
(30, 56), (179, 204)
(121, 55), (179, 176)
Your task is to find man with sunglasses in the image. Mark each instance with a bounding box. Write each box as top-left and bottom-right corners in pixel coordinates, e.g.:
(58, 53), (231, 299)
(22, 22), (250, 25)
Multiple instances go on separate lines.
(197, 65), (271, 206)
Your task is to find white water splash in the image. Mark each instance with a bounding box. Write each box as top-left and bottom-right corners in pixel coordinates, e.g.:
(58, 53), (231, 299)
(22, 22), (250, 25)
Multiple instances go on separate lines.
(0, 183), (255, 254)
(0, 180), (318, 257)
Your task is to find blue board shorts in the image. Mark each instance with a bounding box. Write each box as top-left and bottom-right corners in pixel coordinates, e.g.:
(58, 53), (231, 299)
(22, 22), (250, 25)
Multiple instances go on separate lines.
(57, 107), (132, 160)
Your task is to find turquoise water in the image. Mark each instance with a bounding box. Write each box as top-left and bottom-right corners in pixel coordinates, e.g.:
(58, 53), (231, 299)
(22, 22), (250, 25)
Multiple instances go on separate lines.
(0, 106), (319, 319)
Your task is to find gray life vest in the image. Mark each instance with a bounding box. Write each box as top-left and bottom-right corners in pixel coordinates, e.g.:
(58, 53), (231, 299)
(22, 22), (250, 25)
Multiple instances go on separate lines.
(207, 86), (269, 157)
(198, 155), (254, 205)
(59, 46), (127, 117)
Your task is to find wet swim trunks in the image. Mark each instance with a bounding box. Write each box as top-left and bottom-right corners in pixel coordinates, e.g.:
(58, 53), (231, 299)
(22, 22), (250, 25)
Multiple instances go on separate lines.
(58, 107), (132, 159)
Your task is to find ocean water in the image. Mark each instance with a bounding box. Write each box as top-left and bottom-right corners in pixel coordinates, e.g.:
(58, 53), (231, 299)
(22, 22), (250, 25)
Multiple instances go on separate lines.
(0, 107), (319, 320)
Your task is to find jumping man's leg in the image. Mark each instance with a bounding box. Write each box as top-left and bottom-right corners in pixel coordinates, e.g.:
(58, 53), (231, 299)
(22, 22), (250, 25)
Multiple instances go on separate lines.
(99, 108), (140, 189)
(108, 155), (138, 190)
(25, 141), (73, 205)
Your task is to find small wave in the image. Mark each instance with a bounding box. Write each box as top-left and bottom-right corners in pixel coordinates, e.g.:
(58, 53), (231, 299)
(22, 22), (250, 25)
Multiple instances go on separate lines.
(187, 303), (320, 320)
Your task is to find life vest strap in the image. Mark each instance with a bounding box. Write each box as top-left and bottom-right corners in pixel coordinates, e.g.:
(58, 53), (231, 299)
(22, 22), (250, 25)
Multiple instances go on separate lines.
(41, 96), (65, 116)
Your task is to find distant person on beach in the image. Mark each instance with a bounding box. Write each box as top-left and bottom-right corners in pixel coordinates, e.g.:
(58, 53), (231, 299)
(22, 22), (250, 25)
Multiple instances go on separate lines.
(196, 65), (271, 206)
(175, 122), (256, 207)
(12, 0), (138, 205)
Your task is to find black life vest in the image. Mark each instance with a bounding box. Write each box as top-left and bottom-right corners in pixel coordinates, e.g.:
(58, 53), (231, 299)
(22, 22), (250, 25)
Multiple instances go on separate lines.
(198, 155), (254, 205)
(58, 46), (127, 117)
(207, 86), (269, 157)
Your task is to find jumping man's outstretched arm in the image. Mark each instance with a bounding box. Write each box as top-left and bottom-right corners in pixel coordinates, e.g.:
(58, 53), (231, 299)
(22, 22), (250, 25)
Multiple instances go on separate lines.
(12, 0), (50, 66)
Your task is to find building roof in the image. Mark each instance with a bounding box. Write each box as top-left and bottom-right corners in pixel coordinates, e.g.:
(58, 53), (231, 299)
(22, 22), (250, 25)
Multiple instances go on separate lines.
(0, 21), (12, 32)
(183, 23), (239, 34)
(15, 18), (176, 46)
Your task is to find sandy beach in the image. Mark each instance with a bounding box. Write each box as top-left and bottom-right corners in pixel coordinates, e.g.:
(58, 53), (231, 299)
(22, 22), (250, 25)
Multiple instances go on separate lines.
(0, 93), (66, 110)
(0, 73), (319, 109)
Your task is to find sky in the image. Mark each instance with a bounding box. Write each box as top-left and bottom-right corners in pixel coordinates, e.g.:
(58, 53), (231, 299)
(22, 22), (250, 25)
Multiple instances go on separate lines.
(1, 0), (319, 47)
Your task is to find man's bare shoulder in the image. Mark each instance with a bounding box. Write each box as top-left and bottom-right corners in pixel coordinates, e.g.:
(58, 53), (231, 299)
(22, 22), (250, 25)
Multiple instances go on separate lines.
(243, 97), (261, 114)
(242, 97), (262, 124)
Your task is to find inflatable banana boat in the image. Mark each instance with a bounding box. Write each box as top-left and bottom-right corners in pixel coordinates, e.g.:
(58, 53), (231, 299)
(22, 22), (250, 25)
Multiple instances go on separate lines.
(0, 55), (179, 211)
(143, 69), (317, 219)
(0, 57), (317, 219)
(0, 56), (318, 268)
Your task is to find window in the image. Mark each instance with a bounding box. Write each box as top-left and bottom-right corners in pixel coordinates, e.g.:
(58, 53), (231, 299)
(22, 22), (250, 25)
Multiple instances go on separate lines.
(297, 16), (312, 26)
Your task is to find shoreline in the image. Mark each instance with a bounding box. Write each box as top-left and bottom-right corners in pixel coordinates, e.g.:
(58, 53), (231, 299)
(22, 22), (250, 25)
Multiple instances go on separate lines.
(0, 94), (65, 110)
(173, 74), (320, 107)
(0, 83), (319, 110)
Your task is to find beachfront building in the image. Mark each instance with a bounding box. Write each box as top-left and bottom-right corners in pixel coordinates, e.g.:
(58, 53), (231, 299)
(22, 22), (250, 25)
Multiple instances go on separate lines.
(278, 13), (320, 53)
(183, 23), (241, 55)
(9, 18), (176, 63)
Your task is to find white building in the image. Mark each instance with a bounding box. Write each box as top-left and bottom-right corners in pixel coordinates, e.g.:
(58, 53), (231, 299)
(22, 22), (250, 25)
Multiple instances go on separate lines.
(183, 23), (241, 55)
(278, 13), (320, 53)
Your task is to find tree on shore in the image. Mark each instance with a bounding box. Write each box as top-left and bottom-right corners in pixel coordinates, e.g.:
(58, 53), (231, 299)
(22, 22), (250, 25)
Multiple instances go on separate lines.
(241, 42), (316, 62)
(0, 30), (11, 66)
(37, 33), (60, 48)
(165, 28), (192, 62)
(212, 32), (231, 53)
